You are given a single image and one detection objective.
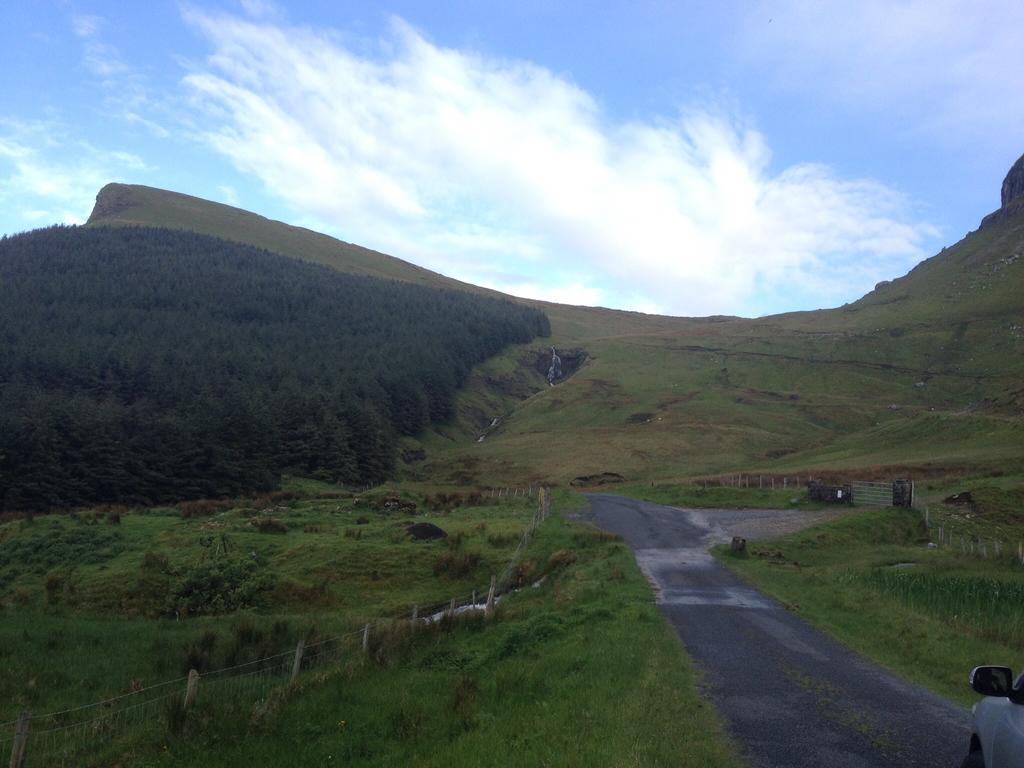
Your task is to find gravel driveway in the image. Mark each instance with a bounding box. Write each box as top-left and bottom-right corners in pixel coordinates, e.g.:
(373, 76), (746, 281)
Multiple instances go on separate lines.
(581, 493), (969, 768)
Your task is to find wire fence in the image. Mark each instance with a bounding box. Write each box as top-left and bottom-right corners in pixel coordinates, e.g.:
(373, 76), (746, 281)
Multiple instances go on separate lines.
(3, 488), (554, 767)
(924, 506), (1024, 567)
(696, 474), (808, 490)
(482, 485), (538, 498)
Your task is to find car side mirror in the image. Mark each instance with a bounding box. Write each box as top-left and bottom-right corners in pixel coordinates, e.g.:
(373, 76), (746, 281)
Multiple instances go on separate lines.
(970, 666), (1014, 697)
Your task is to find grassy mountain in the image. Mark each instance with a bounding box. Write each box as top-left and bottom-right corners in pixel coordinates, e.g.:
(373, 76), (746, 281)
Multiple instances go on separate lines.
(86, 175), (1024, 489)
(88, 183), (482, 292)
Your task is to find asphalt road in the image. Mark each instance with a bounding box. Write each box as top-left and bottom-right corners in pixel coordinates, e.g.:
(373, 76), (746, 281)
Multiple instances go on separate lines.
(582, 493), (970, 768)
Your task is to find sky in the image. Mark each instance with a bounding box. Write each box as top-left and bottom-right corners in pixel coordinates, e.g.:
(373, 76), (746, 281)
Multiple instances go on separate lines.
(1, 1), (1022, 318)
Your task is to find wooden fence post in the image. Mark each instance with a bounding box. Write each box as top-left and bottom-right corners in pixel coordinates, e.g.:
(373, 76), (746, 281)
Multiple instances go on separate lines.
(485, 575), (496, 618)
(362, 624), (370, 653)
(183, 669), (200, 709)
(8, 711), (30, 768)
(448, 598), (456, 619)
(411, 605), (418, 620)
(472, 590), (476, 606)
(290, 638), (305, 682)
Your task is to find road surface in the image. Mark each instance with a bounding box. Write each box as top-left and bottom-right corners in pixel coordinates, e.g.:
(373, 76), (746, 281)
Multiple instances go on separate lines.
(582, 493), (969, 768)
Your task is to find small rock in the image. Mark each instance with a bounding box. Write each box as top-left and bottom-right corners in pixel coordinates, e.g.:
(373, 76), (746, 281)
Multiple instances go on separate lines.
(406, 522), (447, 541)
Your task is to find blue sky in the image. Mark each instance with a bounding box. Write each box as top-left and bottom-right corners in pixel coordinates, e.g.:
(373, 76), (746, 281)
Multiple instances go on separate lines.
(1, 1), (1022, 317)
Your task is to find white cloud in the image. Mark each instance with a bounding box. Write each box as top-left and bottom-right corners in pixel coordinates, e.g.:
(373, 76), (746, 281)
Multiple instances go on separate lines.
(736, 0), (1024, 148)
(179, 10), (935, 316)
(70, 15), (129, 78)
(0, 120), (150, 229)
(71, 15), (103, 39)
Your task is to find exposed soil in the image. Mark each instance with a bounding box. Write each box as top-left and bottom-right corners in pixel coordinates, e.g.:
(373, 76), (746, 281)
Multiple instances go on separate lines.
(570, 472), (625, 487)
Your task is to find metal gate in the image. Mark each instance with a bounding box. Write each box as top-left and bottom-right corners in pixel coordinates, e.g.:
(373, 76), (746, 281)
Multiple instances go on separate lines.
(850, 480), (894, 507)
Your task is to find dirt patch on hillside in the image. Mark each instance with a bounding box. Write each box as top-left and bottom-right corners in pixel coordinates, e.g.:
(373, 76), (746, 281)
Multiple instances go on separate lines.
(533, 347), (588, 382)
(691, 507), (856, 542)
(571, 472), (626, 487)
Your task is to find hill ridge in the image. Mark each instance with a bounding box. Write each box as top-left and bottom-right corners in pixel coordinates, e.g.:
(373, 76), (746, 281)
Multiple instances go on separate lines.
(81, 170), (1024, 486)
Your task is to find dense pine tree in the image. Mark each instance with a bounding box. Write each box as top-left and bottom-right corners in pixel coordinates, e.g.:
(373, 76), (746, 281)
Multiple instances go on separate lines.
(0, 225), (549, 510)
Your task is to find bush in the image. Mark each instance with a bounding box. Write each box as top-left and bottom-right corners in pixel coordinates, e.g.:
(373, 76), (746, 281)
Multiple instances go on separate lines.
(547, 549), (577, 570)
(173, 558), (274, 615)
(511, 560), (537, 587)
(425, 492), (465, 512)
(178, 499), (234, 519)
(487, 532), (519, 547)
(141, 551), (173, 574)
(433, 551), (481, 579)
(44, 570), (77, 606)
(182, 630), (218, 672)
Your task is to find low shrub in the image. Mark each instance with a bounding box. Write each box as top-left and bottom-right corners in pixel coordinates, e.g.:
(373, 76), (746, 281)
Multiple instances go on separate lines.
(141, 551), (173, 574)
(0, 526), (123, 574)
(511, 560), (537, 587)
(487, 532), (519, 547)
(44, 569), (77, 606)
(172, 558), (274, 615)
(433, 551), (481, 579)
(178, 499), (234, 518)
(253, 517), (288, 534)
(547, 549), (577, 570)
(182, 630), (218, 672)
(425, 492), (465, 512)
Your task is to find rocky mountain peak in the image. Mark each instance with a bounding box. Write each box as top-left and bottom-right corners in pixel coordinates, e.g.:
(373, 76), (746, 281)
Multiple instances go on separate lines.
(1001, 152), (1024, 208)
(979, 152), (1024, 230)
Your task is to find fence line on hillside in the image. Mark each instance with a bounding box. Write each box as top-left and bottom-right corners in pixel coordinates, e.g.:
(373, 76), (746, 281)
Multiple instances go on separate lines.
(923, 506), (1024, 567)
(696, 474), (808, 491)
(2, 488), (555, 767)
(482, 485), (537, 498)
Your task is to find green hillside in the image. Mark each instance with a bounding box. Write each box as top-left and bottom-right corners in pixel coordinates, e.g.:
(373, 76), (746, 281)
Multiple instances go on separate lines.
(87, 183), (481, 292)
(85, 175), (1024, 489)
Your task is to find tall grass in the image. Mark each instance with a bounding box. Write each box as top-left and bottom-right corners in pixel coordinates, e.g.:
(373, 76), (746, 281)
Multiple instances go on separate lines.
(847, 570), (1024, 650)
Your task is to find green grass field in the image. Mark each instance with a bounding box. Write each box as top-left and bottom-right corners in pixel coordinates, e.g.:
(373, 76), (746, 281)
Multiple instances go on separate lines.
(0, 488), (740, 768)
(0, 481), (537, 718)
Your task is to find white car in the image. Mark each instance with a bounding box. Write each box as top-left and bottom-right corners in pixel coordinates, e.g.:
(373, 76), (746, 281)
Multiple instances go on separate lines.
(961, 666), (1024, 768)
